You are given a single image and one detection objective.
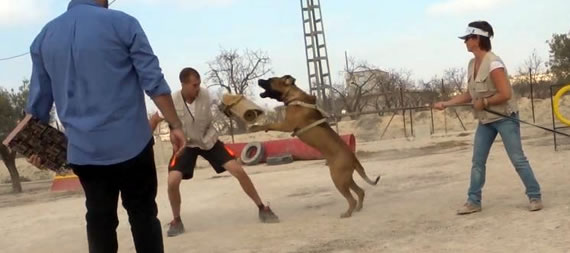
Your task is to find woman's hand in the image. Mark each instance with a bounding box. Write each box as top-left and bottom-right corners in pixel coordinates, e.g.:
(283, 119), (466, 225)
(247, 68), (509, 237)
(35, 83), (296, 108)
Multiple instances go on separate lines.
(473, 98), (486, 111)
(432, 101), (447, 110)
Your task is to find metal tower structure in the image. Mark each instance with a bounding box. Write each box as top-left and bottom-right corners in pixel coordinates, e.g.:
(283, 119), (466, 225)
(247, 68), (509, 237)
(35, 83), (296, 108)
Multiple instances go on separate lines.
(300, 0), (333, 112)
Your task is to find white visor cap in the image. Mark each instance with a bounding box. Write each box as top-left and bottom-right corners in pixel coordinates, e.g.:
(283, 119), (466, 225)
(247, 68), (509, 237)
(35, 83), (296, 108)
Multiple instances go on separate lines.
(458, 26), (490, 39)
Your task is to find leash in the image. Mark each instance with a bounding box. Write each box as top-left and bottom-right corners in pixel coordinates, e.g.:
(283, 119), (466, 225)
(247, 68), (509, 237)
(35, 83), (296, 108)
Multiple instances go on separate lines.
(484, 108), (570, 137)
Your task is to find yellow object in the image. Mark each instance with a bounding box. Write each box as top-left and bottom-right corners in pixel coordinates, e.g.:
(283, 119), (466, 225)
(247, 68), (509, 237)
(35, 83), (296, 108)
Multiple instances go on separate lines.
(54, 174), (78, 179)
(553, 84), (570, 126)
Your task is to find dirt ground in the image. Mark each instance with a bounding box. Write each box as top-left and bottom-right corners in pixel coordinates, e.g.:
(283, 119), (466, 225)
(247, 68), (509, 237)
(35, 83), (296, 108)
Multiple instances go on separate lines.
(1, 96), (569, 252)
(1, 125), (569, 252)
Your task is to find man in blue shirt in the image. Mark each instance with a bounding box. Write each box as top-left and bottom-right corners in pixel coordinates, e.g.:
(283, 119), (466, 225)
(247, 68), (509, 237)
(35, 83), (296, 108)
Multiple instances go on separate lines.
(26, 0), (185, 252)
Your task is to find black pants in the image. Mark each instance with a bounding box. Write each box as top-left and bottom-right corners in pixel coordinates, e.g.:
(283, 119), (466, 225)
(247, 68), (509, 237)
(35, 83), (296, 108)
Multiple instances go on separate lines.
(71, 141), (163, 253)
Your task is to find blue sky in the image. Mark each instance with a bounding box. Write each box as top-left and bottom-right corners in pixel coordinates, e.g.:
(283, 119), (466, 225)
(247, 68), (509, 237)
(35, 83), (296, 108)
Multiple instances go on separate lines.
(1, 0), (569, 111)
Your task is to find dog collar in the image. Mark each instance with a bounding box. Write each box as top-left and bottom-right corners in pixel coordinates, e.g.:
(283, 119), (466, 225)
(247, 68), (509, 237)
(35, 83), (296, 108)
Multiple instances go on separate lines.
(282, 87), (294, 104)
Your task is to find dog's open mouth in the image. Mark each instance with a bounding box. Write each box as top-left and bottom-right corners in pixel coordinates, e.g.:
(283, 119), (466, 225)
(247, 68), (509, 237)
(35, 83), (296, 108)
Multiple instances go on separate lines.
(258, 79), (280, 99)
(258, 79), (269, 98)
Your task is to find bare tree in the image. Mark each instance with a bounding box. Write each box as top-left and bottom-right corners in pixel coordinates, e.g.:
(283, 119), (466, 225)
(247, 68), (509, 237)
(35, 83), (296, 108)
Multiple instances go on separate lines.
(418, 75), (443, 103)
(443, 67), (466, 93)
(418, 67), (466, 102)
(371, 69), (416, 114)
(525, 49), (544, 74)
(516, 49), (544, 83)
(206, 48), (272, 134)
(512, 49), (553, 98)
(207, 48), (272, 95)
(328, 58), (385, 118)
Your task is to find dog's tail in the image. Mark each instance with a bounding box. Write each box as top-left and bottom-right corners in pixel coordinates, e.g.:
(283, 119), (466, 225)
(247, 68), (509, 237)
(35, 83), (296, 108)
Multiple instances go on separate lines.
(355, 160), (380, 186)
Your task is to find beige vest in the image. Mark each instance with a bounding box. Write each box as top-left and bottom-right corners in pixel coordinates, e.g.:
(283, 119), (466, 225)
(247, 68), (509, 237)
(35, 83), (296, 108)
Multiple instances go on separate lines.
(467, 51), (519, 124)
(173, 88), (218, 150)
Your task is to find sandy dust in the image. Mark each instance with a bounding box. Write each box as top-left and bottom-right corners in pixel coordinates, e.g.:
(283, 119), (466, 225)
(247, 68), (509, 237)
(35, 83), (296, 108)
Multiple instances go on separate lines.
(0, 95), (569, 252)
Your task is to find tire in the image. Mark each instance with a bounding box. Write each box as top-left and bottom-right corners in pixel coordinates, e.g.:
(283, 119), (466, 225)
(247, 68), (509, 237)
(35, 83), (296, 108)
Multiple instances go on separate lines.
(266, 154), (294, 166)
(240, 142), (264, 165)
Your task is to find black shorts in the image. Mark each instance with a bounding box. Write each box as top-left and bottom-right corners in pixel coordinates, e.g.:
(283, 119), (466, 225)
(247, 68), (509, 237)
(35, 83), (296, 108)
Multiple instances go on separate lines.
(168, 140), (235, 180)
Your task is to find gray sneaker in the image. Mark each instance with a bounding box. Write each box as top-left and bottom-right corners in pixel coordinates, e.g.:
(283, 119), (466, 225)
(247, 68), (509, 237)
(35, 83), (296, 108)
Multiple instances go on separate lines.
(456, 202), (482, 215)
(529, 199), (543, 212)
(259, 205), (280, 223)
(167, 220), (185, 237)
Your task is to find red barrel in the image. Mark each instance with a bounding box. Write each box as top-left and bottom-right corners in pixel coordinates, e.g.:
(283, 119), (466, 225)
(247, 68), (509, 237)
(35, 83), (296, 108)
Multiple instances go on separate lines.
(225, 134), (355, 161)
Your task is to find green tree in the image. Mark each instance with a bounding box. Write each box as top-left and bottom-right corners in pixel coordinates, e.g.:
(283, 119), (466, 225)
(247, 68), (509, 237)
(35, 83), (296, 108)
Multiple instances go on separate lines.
(0, 80), (30, 193)
(547, 32), (570, 83)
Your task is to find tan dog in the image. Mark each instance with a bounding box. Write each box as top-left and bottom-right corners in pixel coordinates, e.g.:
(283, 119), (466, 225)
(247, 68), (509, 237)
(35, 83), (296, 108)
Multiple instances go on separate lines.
(252, 75), (380, 218)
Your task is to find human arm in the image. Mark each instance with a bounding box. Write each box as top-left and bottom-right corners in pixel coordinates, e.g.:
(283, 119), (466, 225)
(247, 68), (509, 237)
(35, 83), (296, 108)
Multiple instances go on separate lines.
(121, 15), (186, 152)
(25, 28), (53, 123)
(433, 92), (472, 110)
(472, 62), (512, 111)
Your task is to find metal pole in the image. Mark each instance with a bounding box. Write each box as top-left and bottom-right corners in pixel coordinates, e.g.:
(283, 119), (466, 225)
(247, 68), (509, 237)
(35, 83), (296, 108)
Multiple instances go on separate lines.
(400, 87), (406, 137)
(380, 112), (397, 140)
(441, 79), (447, 135)
(550, 85), (557, 151)
(329, 103), (471, 118)
(409, 109), (414, 136)
(229, 117), (235, 144)
(430, 107), (435, 134)
(444, 110), (448, 135)
(529, 67), (536, 123)
(345, 50), (349, 71)
(454, 110), (467, 131)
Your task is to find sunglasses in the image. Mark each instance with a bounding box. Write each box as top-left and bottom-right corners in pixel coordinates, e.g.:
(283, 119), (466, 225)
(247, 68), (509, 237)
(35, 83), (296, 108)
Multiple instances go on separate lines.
(464, 35), (477, 42)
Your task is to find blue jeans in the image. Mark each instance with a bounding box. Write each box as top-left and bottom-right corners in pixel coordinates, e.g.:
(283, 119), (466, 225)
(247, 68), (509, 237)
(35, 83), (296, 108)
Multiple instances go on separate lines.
(467, 112), (541, 206)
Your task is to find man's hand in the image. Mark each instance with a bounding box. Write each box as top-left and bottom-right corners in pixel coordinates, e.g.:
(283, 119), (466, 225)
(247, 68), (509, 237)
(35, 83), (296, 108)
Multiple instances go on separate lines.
(169, 128), (186, 155)
(432, 101), (448, 111)
(27, 154), (47, 170)
(473, 98), (485, 111)
(218, 104), (232, 117)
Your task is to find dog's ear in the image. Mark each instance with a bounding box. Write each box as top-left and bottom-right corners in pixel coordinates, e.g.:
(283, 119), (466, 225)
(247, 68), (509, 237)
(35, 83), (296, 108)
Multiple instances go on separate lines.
(283, 75), (296, 86)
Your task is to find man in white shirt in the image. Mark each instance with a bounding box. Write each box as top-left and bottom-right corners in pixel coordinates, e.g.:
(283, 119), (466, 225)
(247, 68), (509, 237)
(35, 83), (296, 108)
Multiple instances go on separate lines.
(149, 67), (279, 237)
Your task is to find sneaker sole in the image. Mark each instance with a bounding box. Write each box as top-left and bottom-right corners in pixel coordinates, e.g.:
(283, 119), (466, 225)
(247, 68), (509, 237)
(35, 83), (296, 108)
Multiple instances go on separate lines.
(167, 230), (185, 237)
(456, 209), (481, 215)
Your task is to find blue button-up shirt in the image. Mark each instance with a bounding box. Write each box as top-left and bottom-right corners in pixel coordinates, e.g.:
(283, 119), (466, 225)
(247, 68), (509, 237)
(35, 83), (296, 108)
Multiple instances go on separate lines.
(26, 0), (171, 165)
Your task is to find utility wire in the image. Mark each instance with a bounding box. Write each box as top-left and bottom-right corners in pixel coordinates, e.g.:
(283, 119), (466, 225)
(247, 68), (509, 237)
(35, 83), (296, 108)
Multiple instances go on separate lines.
(0, 0), (119, 62)
(0, 52), (29, 61)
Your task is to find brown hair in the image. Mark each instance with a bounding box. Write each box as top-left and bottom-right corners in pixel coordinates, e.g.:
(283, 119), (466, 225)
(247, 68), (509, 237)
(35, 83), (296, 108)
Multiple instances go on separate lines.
(179, 67), (201, 84)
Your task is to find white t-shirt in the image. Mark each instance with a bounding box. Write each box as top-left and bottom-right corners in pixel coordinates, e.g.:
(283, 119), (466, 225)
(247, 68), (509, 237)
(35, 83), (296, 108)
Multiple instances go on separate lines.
(157, 101), (195, 119)
(489, 60), (505, 73)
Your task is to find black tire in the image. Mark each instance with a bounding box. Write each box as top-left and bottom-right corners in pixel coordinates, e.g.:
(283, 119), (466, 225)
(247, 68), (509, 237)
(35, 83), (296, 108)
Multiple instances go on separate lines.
(266, 154), (294, 166)
(240, 142), (264, 165)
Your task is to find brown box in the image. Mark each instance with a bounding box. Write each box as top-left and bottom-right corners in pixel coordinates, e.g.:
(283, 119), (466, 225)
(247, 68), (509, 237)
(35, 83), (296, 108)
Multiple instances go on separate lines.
(2, 115), (69, 174)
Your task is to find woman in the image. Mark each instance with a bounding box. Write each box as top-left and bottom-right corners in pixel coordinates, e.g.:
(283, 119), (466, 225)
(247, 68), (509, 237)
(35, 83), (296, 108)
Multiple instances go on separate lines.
(433, 21), (542, 214)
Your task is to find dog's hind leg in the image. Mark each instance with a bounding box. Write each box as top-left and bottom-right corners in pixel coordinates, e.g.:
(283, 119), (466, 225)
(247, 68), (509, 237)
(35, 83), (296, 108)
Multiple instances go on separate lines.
(349, 179), (365, 212)
(332, 173), (357, 218)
